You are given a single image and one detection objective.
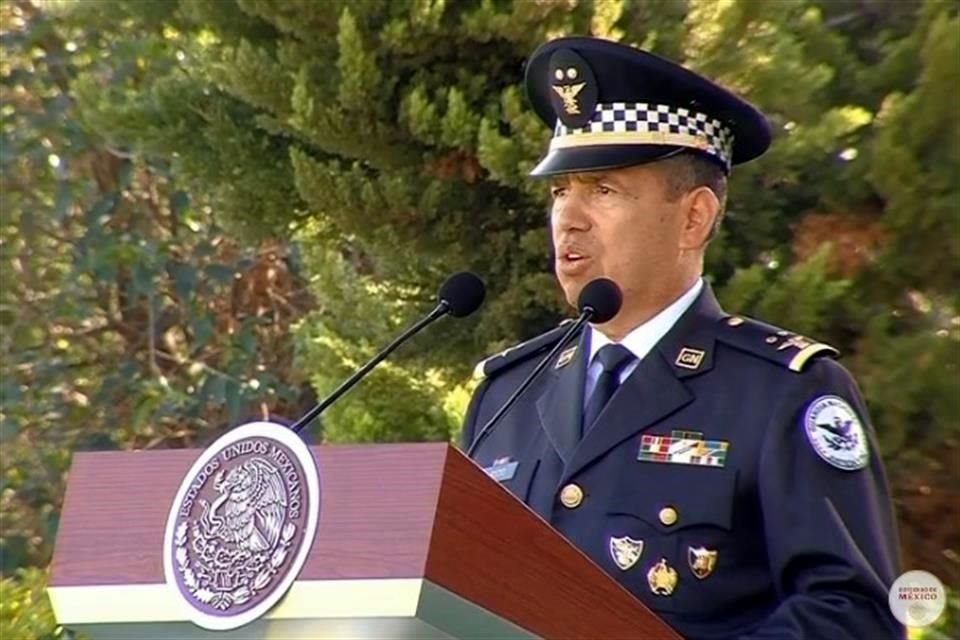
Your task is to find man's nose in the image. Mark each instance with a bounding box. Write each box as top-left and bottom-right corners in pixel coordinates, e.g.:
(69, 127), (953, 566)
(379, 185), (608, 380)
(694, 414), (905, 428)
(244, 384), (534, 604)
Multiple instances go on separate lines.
(552, 191), (592, 232)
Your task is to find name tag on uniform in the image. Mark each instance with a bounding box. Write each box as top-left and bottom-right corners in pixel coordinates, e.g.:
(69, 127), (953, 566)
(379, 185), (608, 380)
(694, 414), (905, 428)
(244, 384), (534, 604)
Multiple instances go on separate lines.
(484, 457), (519, 482)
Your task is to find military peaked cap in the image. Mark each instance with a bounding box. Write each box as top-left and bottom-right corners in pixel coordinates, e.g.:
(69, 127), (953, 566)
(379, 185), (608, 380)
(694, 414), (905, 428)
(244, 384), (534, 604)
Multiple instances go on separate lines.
(524, 37), (772, 176)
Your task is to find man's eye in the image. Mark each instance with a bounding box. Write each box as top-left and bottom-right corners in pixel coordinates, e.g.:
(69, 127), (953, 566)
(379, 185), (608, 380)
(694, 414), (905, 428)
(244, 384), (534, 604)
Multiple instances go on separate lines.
(595, 184), (613, 195)
(551, 186), (567, 198)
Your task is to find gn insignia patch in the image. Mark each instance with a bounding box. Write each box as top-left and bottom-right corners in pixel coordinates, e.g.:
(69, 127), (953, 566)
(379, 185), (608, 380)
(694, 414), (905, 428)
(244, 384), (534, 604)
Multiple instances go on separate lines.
(803, 395), (868, 471)
(675, 347), (705, 370)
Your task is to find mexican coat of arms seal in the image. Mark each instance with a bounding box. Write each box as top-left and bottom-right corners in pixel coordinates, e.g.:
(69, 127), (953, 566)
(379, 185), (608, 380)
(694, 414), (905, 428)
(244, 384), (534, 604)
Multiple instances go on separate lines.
(162, 421), (320, 630)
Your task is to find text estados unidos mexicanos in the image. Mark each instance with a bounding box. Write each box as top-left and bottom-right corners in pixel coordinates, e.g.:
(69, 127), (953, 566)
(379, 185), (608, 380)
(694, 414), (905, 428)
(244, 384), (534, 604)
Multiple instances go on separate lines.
(178, 439), (301, 519)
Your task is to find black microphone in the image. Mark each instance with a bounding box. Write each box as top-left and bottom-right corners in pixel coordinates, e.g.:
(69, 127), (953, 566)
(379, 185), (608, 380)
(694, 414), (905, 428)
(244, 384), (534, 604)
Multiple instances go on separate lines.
(465, 278), (622, 457)
(290, 271), (486, 434)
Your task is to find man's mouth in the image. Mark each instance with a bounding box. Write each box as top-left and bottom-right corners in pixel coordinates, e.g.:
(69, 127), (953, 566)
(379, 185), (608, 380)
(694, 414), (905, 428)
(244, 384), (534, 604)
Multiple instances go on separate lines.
(557, 246), (593, 274)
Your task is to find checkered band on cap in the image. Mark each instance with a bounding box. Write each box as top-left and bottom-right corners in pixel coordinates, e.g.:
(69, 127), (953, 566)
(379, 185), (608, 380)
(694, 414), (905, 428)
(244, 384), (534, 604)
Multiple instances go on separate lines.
(550, 102), (734, 170)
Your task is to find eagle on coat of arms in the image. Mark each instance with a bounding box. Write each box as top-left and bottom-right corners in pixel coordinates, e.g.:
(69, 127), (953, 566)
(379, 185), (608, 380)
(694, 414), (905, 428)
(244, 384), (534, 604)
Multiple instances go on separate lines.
(200, 458), (288, 553)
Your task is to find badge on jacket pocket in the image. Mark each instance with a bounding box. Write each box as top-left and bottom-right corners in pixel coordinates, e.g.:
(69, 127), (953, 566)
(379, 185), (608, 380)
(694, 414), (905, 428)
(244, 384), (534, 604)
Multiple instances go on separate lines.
(609, 536), (644, 570)
(647, 558), (678, 596)
(688, 546), (718, 579)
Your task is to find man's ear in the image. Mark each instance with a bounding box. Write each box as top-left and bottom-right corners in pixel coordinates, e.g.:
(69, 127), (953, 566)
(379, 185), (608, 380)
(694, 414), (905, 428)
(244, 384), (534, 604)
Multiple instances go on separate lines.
(679, 186), (720, 250)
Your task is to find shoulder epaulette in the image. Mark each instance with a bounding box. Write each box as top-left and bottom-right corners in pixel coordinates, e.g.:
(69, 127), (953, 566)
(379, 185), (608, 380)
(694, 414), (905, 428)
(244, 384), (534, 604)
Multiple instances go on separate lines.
(715, 315), (839, 373)
(473, 320), (575, 381)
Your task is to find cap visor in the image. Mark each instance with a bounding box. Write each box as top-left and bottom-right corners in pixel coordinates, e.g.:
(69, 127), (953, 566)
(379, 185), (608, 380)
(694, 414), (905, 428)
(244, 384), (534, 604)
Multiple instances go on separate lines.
(529, 145), (687, 177)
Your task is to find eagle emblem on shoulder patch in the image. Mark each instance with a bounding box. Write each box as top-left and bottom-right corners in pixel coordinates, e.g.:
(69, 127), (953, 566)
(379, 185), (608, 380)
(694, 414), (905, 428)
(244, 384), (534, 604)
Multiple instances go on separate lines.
(803, 395), (869, 471)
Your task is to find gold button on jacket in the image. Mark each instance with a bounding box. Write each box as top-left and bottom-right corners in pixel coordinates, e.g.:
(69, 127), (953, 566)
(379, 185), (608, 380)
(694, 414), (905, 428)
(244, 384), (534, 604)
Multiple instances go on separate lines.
(659, 506), (678, 526)
(560, 483), (583, 508)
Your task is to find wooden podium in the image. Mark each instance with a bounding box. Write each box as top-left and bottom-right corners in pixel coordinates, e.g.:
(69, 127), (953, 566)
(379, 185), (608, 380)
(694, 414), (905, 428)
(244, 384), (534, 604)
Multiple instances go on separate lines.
(49, 442), (680, 639)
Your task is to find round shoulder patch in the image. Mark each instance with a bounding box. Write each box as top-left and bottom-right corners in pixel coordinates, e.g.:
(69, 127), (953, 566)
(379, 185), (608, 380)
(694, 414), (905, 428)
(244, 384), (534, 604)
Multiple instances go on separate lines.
(803, 395), (869, 471)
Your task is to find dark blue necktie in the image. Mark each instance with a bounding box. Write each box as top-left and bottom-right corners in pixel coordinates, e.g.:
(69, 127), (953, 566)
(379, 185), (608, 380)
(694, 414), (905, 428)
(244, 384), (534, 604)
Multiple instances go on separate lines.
(583, 344), (635, 435)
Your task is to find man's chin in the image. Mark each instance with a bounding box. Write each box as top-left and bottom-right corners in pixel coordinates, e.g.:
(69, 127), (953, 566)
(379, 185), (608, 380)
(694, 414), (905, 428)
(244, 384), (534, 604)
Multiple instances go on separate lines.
(556, 274), (587, 310)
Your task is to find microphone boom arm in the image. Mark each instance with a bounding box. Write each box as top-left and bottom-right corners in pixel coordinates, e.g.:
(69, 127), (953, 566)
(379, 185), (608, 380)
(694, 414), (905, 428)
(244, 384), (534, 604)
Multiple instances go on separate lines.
(290, 301), (450, 434)
(465, 309), (594, 456)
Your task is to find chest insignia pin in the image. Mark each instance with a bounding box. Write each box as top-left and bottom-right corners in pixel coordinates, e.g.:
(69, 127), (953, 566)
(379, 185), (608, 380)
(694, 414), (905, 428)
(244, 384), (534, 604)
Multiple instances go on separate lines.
(609, 536), (644, 571)
(555, 345), (578, 368)
(688, 546), (718, 579)
(647, 558), (678, 596)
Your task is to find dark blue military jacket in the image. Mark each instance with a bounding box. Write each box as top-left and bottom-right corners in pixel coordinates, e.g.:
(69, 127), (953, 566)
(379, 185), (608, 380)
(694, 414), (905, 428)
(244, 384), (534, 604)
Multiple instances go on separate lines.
(461, 286), (903, 640)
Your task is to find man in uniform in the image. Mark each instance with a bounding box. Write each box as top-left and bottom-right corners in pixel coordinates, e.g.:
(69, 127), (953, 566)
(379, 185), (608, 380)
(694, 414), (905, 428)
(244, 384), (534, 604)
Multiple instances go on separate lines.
(460, 37), (903, 639)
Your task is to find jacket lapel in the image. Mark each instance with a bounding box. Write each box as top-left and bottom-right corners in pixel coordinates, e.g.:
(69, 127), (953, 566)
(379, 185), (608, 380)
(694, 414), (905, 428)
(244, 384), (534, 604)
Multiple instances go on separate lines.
(559, 285), (725, 484)
(536, 329), (589, 466)
(560, 352), (692, 484)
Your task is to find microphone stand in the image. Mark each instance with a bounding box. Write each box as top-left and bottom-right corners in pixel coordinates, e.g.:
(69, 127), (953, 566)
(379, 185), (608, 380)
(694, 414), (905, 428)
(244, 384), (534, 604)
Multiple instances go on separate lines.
(465, 308), (595, 457)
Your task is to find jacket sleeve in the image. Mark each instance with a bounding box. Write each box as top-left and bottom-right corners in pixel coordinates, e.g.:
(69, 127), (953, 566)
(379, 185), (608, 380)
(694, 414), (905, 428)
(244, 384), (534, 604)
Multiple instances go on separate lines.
(743, 358), (905, 639)
(458, 377), (490, 453)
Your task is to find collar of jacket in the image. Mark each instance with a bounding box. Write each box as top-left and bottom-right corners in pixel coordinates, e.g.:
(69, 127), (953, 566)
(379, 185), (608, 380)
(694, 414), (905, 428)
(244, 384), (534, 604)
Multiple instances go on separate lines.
(535, 284), (726, 470)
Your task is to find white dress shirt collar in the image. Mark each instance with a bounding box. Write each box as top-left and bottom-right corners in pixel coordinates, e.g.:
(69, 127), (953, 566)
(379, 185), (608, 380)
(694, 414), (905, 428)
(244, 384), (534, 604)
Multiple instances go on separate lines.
(584, 279), (703, 402)
(588, 278), (704, 364)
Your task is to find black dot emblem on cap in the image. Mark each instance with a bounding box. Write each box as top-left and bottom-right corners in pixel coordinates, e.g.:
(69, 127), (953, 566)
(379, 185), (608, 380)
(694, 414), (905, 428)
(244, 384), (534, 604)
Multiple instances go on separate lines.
(548, 49), (598, 129)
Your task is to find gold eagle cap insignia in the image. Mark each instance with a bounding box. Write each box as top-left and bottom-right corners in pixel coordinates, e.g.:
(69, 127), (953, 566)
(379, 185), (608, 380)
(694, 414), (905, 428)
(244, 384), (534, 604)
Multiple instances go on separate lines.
(552, 82), (586, 115)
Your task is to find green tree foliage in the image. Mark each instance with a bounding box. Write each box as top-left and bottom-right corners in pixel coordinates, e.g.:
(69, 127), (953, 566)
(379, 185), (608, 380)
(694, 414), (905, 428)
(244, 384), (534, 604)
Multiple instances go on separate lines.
(0, 567), (60, 640)
(2, 0), (958, 635)
(0, 1), (311, 632)
(0, 568), (62, 640)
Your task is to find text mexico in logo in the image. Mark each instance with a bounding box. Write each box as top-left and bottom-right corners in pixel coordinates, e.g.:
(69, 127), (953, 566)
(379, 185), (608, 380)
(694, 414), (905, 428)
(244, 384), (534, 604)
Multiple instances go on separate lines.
(163, 421), (320, 630)
(888, 570), (947, 628)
